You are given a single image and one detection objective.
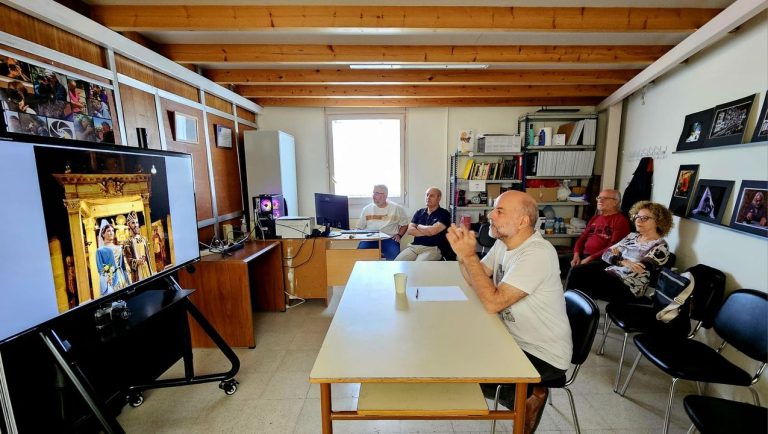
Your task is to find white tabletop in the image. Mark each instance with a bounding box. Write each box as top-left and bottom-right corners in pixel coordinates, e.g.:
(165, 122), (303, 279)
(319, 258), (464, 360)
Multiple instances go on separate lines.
(310, 261), (540, 384)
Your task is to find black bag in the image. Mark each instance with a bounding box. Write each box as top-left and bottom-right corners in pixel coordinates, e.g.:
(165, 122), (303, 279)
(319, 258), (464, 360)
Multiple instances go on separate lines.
(685, 264), (725, 328)
(654, 268), (695, 323)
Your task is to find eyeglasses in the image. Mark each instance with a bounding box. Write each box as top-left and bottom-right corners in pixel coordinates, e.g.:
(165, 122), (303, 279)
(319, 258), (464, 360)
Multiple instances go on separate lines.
(633, 215), (655, 222)
(596, 196), (618, 201)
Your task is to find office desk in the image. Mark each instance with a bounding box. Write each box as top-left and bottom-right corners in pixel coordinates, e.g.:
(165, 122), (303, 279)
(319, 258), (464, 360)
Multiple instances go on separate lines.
(280, 233), (385, 304)
(310, 261), (539, 434)
(178, 241), (284, 348)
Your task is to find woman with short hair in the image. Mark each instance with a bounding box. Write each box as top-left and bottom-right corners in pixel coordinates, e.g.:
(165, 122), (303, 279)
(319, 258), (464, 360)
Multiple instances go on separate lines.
(565, 201), (673, 302)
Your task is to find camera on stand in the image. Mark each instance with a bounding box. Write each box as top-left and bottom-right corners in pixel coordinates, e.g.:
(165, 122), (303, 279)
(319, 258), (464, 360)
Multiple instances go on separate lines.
(94, 299), (132, 331)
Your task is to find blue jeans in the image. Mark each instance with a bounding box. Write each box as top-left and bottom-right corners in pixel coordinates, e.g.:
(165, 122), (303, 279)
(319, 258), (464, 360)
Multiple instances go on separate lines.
(358, 238), (400, 261)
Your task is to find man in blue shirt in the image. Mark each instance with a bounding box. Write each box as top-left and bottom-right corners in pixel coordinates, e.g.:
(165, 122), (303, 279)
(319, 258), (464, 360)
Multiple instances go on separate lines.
(395, 187), (452, 261)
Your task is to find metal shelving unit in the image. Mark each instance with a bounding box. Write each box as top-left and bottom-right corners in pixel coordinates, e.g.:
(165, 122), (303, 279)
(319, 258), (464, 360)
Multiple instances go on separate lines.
(518, 112), (599, 243)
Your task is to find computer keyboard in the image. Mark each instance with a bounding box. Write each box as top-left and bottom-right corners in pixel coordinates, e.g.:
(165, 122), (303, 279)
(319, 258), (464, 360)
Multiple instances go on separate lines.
(339, 229), (377, 234)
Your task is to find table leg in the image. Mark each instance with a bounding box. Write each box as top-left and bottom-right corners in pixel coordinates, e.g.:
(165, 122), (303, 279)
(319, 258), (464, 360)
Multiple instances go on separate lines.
(513, 384), (527, 434)
(320, 383), (333, 433)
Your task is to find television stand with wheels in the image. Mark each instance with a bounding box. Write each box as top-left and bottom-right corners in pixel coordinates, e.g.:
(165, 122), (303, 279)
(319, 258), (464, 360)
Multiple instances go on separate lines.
(39, 276), (239, 433)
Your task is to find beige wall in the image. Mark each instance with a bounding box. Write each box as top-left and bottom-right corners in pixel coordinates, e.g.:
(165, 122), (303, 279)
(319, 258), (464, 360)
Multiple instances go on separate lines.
(257, 105), (596, 222)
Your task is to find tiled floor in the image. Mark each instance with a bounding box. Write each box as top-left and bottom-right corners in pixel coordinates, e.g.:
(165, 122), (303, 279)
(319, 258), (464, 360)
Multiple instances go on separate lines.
(117, 287), (697, 433)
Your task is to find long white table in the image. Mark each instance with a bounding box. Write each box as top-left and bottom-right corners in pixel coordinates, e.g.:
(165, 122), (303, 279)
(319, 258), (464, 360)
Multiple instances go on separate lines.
(310, 261), (540, 434)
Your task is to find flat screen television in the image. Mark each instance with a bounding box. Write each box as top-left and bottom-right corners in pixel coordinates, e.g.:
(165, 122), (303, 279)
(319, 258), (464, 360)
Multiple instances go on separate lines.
(314, 193), (350, 230)
(0, 135), (200, 344)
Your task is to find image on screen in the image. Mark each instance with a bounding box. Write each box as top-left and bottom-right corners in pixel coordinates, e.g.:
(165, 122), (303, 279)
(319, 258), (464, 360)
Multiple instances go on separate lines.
(0, 138), (199, 343)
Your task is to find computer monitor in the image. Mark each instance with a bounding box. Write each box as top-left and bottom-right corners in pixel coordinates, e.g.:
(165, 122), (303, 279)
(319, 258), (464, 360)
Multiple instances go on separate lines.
(314, 193), (350, 230)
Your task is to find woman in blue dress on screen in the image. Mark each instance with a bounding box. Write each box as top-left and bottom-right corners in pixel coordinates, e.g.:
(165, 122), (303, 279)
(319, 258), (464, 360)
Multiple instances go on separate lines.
(96, 220), (130, 295)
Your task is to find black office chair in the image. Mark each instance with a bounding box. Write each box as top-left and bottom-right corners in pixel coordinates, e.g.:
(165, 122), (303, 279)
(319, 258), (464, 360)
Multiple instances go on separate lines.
(683, 395), (768, 434)
(619, 289), (768, 434)
(476, 223), (495, 258)
(597, 263), (725, 392)
(491, 289), (600, 434)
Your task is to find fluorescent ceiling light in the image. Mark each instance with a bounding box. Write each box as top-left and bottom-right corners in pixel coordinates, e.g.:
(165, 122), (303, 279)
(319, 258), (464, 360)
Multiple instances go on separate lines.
(349, 64), (488, 70)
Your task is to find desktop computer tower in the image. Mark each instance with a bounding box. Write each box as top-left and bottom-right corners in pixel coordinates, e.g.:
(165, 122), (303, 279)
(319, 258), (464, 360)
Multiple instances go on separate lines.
(253, 194), (284, 238)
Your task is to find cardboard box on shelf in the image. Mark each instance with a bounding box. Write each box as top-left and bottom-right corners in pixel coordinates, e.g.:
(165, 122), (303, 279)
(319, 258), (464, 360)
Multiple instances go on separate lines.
(525, 187), (559, 202)
(486, 184), (502, 201)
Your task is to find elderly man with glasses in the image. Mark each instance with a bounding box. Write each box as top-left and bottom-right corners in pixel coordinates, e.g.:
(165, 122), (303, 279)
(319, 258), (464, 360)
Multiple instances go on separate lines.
(356, 184), (409, 260)
(570, 189), (630, 268)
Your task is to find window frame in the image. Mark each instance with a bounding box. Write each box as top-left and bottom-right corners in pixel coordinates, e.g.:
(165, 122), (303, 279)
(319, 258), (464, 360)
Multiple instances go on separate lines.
(325, 109), (407, 206)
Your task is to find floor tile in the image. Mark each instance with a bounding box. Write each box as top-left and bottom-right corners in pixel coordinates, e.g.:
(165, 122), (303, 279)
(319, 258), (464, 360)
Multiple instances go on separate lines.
(118, 296), (718, 434)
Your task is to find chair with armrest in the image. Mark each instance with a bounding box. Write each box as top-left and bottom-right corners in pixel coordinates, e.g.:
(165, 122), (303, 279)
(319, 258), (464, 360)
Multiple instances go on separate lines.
(596, 263), (725, 392)
(683, 395), (768, 434)
(476, 223), (495, 258)
(490, 289), (600, 434)
(619, 288), (768, 434)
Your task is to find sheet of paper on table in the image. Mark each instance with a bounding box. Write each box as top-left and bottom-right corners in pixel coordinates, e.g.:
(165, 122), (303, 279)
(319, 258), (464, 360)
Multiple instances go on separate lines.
(412, 286), (468, 301)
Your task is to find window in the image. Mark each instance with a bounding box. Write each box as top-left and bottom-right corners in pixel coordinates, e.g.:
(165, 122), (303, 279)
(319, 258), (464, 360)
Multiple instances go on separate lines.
(326, 111), (405, 201)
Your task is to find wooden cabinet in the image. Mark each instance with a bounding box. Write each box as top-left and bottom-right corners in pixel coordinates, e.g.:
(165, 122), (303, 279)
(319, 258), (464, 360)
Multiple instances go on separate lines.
(281, 237), (383, 304)
(325, 239), (381, 286)
(282, 238), (328, 302)
(178, 241), (284, 348)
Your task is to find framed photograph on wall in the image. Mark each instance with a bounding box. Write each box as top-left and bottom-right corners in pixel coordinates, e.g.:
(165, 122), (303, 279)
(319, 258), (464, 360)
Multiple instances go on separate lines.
(704, 94), (756, 149)
(173, 112), (198, 144)
(751, 92), (768, 143)
(729, 180), (767, 237)
(669, 164), (699, 216)
(687, 179), (734, 225)
(676, 109), (714, 151)
(215, 124), (233, 149)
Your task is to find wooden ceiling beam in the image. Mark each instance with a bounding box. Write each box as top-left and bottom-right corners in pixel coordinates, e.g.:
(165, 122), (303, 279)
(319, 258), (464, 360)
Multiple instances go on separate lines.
(252, 97), (602, 107)
(162, 44), (670, 64)
(235, 84), (618, 98)
(91, 5), (720, 32)
(204, 68), (642, 85)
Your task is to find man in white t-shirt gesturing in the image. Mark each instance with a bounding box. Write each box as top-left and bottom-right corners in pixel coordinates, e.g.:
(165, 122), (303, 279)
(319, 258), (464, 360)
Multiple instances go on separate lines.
(446, 190), (573, 434)
(356, 184), (409, 260)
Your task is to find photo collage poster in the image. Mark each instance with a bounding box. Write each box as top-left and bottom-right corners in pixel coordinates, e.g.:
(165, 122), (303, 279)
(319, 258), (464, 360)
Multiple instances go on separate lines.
(0, 54), (116, 144)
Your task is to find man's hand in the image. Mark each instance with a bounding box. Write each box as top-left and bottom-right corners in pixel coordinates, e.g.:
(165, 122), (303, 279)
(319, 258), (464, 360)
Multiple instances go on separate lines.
(580, 256), (594, 265)
(446, 223), (477, 261)
(570, 253), (581, 267)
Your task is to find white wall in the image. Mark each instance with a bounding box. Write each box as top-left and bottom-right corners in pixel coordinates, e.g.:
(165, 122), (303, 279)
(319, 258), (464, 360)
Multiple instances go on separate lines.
(616, 11), (768, 400)
(256, 106), (595, 220)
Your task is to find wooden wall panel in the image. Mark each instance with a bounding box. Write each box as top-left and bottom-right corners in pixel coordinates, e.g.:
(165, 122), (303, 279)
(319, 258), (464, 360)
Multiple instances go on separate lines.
(115, 54), (155, 85)
(119, 83), (161, 149)
(115, 55), (199, 103)
(205, 92), (232, 114)
(236, 106), (257, 123)
(160, 97), (213, 221)
(208, 114), (241, 216)
(155, 72), (199, 103)
(0, 4), (106, 67)
(198, 225), (215, 245)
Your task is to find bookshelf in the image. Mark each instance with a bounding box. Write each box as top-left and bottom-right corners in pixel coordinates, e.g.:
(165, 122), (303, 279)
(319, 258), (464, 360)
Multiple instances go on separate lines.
(518, 112), (599, 242)
(448, 151), (524, 224)
(447, 112), (599, 244)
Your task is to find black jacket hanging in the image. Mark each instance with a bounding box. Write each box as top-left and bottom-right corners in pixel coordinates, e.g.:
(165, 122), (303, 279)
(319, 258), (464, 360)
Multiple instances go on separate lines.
(621, 157), (654, 215)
